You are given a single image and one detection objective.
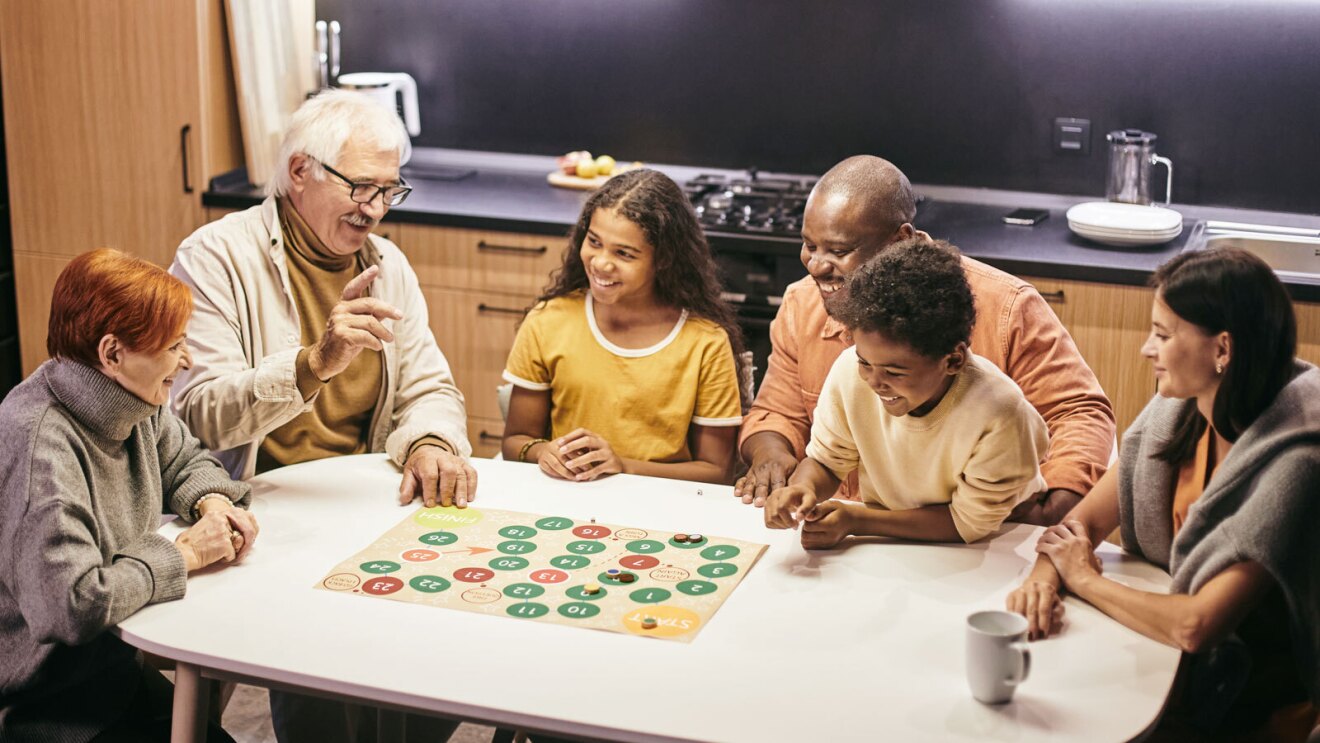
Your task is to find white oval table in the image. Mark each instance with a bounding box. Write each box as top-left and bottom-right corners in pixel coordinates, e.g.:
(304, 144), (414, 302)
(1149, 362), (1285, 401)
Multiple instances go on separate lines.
(116, 454), (1179, 742)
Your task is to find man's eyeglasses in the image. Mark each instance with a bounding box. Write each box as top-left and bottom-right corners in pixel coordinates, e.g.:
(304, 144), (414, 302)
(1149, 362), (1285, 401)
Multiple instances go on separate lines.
(314, 158), (412, 207)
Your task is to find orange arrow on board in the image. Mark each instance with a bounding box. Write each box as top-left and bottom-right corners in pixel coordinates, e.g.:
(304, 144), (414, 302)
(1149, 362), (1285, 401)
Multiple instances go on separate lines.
(444, 547), (494, 555)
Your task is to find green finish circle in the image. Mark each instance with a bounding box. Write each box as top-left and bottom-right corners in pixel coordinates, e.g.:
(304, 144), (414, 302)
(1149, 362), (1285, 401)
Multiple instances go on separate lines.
(408, 575), (451, 593)
(418, 531), (458, 547)
(504, 583), (546, 599)
(698, 562), (739, 579)
(629, 587), (672, 604)
(567, 540), (607, 555)
(499, 525), (538, 539)
(535, 517), (574, 531)
(549, 554), (592, 570)
(700, 544), (741, 561)
(625, 540), (666, 554)
(489, 556), (530, 571)
(557, 602), (602, 619)
(360, 560), (401, 574)
(676, 579), (718, 596)
(598, 571), (637, 585)
(498, 540), (538, 555)
(566, 585), (607, 601)
(506, 602), (550, 619)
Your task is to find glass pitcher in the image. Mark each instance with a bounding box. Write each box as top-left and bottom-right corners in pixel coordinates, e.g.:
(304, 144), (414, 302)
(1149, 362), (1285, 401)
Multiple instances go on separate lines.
(1106, 129), (1174, 205)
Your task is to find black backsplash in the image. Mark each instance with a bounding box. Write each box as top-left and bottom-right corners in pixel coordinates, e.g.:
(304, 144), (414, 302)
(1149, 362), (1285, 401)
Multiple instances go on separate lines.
(318, 0), (1320, 213)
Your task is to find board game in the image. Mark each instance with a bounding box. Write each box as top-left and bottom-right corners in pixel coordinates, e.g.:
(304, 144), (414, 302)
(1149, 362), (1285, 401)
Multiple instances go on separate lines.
(316, 505), (767, 642)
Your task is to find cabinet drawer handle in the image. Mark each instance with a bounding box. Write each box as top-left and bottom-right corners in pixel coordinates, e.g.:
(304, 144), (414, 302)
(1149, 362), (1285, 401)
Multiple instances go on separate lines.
(180, 124), (194, 194)
(478, 430), (503, 443)
(477, 240), (549, 255)
(1039, 289), (1066, 304)
(477, 303), (524, 316)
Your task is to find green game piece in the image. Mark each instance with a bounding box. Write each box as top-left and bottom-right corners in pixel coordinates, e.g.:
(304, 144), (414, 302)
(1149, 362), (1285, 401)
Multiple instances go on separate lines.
(360, 560), (401, 574)
(698, 562), (739, 579)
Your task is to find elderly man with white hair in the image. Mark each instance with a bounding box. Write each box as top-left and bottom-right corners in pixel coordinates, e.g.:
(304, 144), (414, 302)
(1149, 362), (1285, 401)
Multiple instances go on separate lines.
(170, 90), (470, 741)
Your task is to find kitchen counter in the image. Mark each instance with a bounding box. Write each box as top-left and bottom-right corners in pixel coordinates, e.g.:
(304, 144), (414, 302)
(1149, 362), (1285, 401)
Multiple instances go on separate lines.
(205, 148), (1320, 301)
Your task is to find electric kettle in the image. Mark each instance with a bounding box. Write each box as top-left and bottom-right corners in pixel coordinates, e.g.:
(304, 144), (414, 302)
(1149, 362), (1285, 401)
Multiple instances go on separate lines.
(337, 72), (421, 137)
(1106, 129), (1173, 206)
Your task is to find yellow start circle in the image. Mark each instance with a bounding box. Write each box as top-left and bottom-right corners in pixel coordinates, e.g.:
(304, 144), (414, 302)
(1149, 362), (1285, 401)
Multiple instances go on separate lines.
(622, 605), (702, 638)
(412, 506), (484, 529)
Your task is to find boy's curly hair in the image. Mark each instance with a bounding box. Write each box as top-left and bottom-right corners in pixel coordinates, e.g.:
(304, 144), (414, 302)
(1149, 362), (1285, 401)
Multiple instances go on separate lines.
(827, 237), (976, 359)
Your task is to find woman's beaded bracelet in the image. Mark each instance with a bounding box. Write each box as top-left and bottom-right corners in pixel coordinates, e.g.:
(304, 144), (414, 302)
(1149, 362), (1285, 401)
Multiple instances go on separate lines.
(193, 493), (234, 520)
(518, 438), (550, 463)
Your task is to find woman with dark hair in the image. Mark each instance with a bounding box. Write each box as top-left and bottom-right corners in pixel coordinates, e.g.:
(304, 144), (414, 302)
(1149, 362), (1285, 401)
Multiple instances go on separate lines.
(0, 249), (257, 743)
(1007, 247), (1319, 740)
(501, 168), (748, 484)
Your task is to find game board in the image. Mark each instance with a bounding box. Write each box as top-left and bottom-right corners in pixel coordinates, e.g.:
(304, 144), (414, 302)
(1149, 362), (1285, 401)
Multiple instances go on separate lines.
(316, 505), (767, 642)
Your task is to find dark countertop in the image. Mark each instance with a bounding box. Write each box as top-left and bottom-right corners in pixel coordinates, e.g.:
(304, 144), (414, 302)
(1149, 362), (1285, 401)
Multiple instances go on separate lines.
(205, 148), (1320, 301)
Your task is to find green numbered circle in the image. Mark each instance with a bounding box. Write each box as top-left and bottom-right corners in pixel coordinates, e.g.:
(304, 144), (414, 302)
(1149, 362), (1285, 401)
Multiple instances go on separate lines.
(698, 562), (739, 579)
(535, 517), (574, 531)
(629, 587), (672, 604)
(506, 602), (550, 619)
(504, 583), (545, 599)
(498, 540), (538, 555)
(489, 556), (530, 571)
(567, 540), (607, 555)
(418, 531), (458, 547)
(668, 537), (704, 549)
(676, 579), (718, 596)
(566, 585), (607, 601)
(499, 525), (538, 539)
(626, 540), (666, 554)
(557, 602), (601, 619)
(549, 554), (592, 570)
(360, 560), (401, 574)
(408, 575), (451, 593)
(700, 545), (741, 561)
(599, 571), (637, 584)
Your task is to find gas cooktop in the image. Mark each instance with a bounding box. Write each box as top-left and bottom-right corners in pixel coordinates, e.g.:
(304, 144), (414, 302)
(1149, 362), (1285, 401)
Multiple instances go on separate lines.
(683, 170), (816, 241)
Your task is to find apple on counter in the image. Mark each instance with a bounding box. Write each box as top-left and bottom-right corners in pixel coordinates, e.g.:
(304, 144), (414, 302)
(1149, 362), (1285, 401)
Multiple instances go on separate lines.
(556, 151), (619, 178)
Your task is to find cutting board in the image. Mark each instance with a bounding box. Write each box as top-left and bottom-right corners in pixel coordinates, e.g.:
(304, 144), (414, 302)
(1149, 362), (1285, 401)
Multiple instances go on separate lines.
(547, 162), (644, 191)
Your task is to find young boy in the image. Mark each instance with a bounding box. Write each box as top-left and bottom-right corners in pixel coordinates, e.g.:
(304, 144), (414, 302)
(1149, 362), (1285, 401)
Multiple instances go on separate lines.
(764, 238), (1048, 546)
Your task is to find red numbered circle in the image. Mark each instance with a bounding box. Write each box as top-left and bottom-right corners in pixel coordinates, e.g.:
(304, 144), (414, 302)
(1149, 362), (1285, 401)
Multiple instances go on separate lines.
(402, 549), (440, 562)
(453, 567), (495, 583)
(571, 525), (612, 539)
(529, 569), (569, 584)
(619, 554), (660, 570)
(363, 577), (404, 595)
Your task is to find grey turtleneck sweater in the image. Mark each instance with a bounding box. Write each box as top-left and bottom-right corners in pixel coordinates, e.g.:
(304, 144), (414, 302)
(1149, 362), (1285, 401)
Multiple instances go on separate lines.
(0, 360), (250, 743)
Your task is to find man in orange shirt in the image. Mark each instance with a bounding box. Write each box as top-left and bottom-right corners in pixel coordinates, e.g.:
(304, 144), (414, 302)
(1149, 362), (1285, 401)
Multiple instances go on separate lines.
(735, 155), (1115, 525)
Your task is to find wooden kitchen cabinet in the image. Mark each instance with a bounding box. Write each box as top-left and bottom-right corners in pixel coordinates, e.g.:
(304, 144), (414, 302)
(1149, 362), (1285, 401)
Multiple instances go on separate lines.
(395, 222), (568, 457)
(1022, 276), (1157, 436)
(0, 0), (242, 373)
(1295, 300), (1320, 369)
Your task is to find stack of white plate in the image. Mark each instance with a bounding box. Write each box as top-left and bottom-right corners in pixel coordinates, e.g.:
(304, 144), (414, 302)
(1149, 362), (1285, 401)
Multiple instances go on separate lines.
(1066, 202), (1184, 247)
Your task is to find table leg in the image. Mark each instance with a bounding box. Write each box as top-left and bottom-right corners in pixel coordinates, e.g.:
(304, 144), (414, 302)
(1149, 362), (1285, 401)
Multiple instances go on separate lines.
(171, 662), (210, 743)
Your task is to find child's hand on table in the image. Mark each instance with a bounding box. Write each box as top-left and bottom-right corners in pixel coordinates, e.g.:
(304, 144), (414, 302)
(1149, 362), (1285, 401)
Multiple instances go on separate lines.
(800, 500), (853, 549)
(764, 484), (818, 529)
(558, 428), (625, 481)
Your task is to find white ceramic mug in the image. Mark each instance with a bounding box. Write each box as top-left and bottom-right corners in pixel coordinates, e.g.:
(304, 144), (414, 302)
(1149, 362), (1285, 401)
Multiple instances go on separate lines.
(966, 610), (1032, 704)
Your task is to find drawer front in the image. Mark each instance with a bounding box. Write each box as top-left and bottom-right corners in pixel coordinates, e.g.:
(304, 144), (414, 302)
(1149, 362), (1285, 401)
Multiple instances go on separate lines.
(466, 415), (505, 459)
(425, 286), (528, 422)
(398, 224), (566, 296)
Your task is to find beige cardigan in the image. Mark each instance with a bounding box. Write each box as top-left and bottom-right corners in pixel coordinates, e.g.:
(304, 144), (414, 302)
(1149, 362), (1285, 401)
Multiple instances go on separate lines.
(169, 197), (471, 480)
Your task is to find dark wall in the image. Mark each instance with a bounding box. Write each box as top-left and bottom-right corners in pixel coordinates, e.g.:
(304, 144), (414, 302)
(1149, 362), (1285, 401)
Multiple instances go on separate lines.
(318, 0), (1320, 213)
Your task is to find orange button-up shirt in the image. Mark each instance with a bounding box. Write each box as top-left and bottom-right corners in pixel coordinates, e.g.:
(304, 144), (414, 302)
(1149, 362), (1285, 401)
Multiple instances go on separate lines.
(740, 256), (1116, 499)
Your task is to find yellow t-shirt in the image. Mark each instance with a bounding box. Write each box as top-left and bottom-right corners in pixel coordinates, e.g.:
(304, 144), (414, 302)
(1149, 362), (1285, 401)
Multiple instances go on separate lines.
(503, 293), (742, 463)
(806, 349), (1048, 543)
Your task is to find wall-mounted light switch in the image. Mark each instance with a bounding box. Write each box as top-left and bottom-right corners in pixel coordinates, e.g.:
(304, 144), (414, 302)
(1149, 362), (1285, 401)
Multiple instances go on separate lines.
(1053, 117), (1091, 155)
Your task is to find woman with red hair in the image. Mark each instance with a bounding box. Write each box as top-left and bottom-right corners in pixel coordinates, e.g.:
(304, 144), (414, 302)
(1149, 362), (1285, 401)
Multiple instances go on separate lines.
(0, 249), (257, 743)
